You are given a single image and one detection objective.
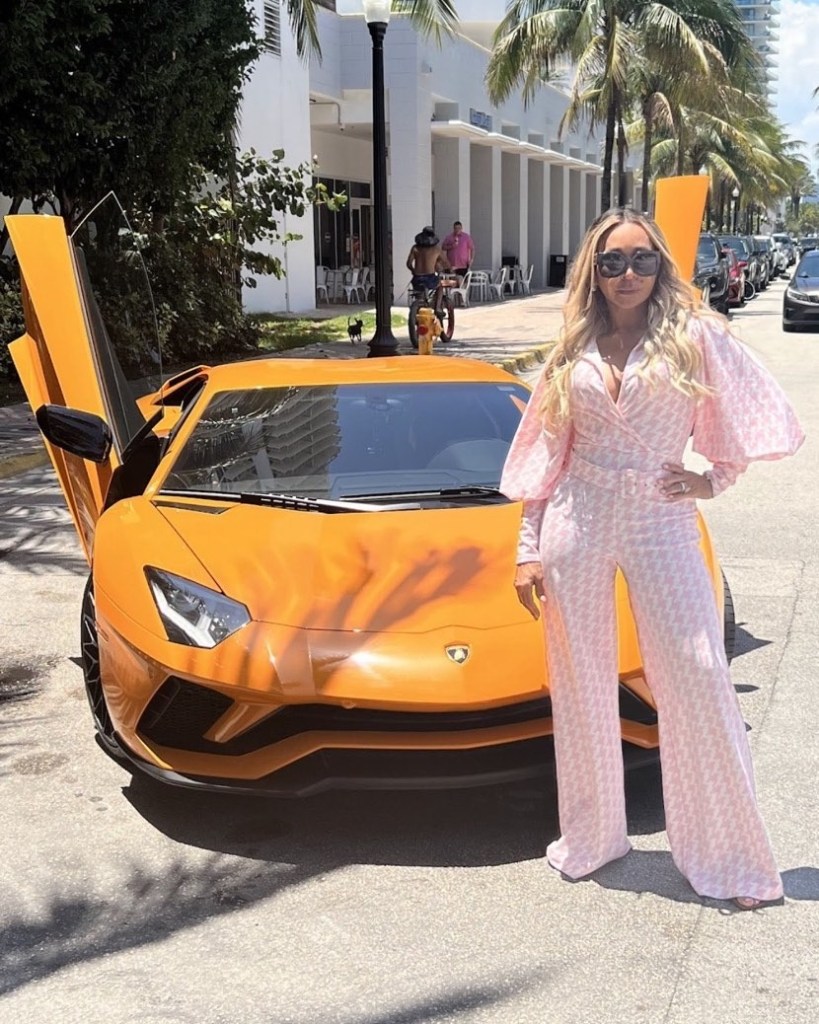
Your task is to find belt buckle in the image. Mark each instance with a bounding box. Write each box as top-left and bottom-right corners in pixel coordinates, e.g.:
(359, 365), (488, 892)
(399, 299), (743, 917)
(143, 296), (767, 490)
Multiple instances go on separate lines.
(623, 469), (638, 497)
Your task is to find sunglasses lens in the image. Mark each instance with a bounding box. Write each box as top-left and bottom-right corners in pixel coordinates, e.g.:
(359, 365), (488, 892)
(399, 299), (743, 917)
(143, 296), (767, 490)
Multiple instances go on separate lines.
(597, 253), (626, 277)
(633, 252), (660, 276)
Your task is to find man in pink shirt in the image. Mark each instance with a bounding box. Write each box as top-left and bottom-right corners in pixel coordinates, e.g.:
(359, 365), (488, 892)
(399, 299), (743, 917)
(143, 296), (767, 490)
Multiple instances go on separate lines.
(441, 221), (475, 278)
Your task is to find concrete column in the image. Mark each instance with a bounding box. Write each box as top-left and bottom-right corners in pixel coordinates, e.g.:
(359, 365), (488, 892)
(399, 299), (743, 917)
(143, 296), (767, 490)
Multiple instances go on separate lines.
(470, 145), (492, 270)
(585, 174), (598, 229)
(491, 146), (502, 269)
(432, 136), (471, 242)
(501, 152), (528, 267)
(387, 62), (433, 296)
(527, 160), (545, 288)
(549, 164), (570, 258)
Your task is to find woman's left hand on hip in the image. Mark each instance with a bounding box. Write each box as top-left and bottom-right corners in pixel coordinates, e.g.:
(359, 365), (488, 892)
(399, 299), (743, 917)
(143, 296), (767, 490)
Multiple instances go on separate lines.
(659, 463), (713, 501)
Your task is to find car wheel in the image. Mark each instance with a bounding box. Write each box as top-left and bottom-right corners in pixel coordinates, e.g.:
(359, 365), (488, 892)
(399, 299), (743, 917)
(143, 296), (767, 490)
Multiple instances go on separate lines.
(723, 570), (736, 663)
(81, 576), (122, 758)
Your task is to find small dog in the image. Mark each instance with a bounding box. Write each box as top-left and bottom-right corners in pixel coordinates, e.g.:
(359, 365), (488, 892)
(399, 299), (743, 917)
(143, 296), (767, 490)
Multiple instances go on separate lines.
(347, 317), (364, 344)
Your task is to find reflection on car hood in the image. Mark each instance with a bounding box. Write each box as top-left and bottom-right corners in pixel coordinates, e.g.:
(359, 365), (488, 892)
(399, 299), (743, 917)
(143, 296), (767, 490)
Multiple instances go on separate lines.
(155, 501), (527, 633)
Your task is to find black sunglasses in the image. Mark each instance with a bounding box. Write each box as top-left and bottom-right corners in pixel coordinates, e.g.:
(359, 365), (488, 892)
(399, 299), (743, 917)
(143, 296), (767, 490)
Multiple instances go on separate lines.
(595, 250), (661, 278)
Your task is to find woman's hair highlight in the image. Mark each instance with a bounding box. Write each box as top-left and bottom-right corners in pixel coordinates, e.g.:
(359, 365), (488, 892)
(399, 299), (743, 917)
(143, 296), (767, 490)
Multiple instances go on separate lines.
(538, 208), (715, 427)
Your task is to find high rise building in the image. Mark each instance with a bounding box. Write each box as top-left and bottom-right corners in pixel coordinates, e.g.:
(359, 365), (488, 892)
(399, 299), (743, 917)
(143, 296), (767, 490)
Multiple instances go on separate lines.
(736, 0), (780, 101)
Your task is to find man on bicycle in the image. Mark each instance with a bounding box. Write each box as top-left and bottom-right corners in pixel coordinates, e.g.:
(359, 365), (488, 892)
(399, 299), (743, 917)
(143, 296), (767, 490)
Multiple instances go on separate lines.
(406, 226), (450, 310)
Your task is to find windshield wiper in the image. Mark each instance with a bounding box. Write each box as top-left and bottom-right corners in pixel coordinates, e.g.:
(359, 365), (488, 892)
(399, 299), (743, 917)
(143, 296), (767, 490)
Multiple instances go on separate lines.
(157, 489), (421, 512)
(341, 485), (506, 501)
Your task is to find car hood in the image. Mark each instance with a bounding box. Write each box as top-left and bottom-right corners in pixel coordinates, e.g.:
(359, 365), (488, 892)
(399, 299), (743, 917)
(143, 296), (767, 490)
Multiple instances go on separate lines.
(155, 501), (528, 633)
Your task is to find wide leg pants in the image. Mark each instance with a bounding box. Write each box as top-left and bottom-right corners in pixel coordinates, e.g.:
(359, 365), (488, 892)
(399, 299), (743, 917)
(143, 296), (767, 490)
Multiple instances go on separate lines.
(539, 470), (783, 902)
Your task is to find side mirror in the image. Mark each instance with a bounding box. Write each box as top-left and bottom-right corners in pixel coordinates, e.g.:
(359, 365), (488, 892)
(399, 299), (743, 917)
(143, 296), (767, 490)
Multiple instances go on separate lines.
(35, 405), (113, 464)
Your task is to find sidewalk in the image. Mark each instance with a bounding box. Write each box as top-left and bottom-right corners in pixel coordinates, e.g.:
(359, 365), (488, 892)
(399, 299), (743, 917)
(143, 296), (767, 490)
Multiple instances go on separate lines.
(0, 287), (567, 477)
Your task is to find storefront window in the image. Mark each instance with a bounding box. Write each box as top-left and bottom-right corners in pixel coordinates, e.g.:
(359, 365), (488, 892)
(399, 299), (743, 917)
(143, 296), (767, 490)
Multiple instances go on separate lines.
(314, 178), (383, 272)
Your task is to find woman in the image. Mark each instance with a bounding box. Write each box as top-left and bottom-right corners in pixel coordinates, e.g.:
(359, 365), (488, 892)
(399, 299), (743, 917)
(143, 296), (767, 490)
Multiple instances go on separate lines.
(501, 208), (804, 909)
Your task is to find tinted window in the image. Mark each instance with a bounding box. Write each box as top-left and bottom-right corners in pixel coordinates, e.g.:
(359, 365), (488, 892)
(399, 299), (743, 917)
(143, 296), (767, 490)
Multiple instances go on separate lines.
(163, 382), (529, 498)
(797, 255), (819, 276)
(697, 237), (718, 261)
(720, 237), (749, 258)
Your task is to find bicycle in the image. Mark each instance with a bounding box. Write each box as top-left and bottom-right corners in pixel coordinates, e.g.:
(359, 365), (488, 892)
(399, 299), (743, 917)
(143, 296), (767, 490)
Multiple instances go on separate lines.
(407, 277), (457, 349)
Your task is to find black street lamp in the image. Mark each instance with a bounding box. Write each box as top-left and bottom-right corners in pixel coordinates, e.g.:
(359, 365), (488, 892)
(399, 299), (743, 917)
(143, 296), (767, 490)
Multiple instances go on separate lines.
(363, 0), (398, 357)
(732, 186), (740, 234)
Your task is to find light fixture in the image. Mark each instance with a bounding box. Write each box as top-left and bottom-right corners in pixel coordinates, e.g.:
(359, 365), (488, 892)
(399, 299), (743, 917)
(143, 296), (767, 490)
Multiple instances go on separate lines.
(732, 186), (740, 199)
(363, 0), (391, 23)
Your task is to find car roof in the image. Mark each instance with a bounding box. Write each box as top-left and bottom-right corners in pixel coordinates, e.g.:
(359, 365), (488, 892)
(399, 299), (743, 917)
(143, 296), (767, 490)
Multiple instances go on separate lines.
(204, 355), (522, 390)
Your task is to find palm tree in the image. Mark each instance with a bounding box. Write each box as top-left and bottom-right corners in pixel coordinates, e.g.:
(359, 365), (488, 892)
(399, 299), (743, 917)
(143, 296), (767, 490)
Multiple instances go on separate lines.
(487, 0), (756, 210)
(290, 0), (459, 58)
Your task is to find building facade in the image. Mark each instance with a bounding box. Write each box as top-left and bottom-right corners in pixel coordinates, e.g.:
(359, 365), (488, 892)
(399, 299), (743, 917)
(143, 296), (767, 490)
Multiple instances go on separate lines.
(241, 0), (617, 313)
(735, 0), (779, 101)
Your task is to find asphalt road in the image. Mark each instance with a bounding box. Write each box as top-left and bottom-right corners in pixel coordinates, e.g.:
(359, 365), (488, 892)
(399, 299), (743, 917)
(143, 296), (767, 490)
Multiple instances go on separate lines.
(1, 278), (818, 1024)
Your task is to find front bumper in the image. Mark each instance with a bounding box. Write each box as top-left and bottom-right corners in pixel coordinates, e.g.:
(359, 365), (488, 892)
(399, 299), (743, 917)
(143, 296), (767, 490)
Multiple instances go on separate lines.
(783, 298), (819, 327)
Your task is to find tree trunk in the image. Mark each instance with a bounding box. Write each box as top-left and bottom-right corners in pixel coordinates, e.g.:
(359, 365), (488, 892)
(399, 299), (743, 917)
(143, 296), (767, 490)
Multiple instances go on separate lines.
(718, 181), (725, 232)
(602, 99), (616, 211)
(676, 118), (685, 176)
(0, 195), (24, 255)
(641, 97), (653, 213)
(616, 107), (628, 207)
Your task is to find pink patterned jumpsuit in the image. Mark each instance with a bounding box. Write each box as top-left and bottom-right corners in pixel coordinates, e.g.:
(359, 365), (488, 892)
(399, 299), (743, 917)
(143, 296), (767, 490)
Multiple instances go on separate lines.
(501, 316), (804, 901)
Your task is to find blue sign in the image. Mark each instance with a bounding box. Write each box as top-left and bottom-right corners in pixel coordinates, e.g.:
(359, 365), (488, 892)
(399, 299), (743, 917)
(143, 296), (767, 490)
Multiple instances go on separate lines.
(469, 108), (492, 131)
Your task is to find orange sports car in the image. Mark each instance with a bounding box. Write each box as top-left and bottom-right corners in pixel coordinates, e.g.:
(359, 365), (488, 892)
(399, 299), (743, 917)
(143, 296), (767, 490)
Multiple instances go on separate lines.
(6, 195), (733, 795)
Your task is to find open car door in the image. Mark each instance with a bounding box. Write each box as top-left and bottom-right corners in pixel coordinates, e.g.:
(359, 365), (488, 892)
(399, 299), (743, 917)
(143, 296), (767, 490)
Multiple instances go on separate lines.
(7, 196), (163, 563)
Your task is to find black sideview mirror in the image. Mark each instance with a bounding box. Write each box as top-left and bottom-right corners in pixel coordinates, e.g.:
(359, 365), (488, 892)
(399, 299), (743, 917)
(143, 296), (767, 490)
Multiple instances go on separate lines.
(35, 405), (113, 464)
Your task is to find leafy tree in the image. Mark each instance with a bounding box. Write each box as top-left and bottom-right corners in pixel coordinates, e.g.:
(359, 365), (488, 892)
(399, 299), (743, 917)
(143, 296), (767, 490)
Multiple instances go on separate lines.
(0, 0), (258, 239)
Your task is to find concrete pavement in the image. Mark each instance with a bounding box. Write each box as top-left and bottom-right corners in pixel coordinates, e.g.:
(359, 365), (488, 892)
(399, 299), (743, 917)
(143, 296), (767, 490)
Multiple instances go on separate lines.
(0, 287), (567, 477)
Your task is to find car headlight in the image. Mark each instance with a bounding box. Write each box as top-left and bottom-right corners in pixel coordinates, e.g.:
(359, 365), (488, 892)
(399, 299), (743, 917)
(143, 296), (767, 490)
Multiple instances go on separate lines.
(786, 287), (811, 303)
(145, 568), (250, 648)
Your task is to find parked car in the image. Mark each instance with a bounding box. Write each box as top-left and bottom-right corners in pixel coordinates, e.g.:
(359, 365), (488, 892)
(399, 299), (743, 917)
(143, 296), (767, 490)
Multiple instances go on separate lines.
(751, 236), (772, 289)
(782, 249), (819, 332)
(694, 232), (729, 313)
(768, 235), (789, 276)
(772, 232), (796, 267)
(719, 235), (755, 300)
(798, 235), (819, 255)
(721, 247), (745, 307)
(6, 196), (736, 794)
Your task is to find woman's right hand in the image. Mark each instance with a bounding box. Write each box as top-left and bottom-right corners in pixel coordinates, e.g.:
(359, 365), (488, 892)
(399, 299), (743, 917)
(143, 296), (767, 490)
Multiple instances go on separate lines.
(515, 562), (545, 620)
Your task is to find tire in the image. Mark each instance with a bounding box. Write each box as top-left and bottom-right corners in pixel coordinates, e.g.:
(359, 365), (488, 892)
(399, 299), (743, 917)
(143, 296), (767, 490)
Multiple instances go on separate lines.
(722, 570), (736, 663)
(408, 300), (421, 350)
(436, 296), (455, 342)
(81, 576), (120, 755)
(743, 280), (755, 301)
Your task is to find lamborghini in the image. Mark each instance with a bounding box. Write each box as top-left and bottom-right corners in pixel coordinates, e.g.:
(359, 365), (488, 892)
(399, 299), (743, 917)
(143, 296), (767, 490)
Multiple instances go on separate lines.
(6, 194), (732, 795)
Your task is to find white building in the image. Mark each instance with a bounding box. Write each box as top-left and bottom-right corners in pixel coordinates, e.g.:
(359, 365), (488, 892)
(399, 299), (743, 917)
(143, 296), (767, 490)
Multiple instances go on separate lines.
(735, 0), (779, 101)
(242, 0), (621, 313)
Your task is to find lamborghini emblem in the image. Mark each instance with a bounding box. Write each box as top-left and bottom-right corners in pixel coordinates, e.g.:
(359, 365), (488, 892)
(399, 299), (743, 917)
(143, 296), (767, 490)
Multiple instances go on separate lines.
(445, 645), (471, 664)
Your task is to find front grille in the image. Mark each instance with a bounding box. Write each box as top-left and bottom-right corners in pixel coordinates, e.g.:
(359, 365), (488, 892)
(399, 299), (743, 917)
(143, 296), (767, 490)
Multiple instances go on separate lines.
(138, 678), (656, 756)
(140, 679), (233, 749)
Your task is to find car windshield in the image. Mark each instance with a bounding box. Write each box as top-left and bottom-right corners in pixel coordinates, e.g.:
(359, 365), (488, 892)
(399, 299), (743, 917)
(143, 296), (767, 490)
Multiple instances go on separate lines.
(161, 381), (529, 499)
(697, 238), (717, 261)
(720, 237), (748, 257)
(797, 255), (819, 276)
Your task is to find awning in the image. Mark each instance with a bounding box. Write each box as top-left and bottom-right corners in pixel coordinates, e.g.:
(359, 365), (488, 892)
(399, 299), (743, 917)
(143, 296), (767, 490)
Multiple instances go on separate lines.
(430, 120), (602, 174)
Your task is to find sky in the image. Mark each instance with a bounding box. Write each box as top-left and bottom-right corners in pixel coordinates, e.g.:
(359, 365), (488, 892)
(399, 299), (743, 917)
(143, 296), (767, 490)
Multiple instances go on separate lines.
(777, 0), (819, 178)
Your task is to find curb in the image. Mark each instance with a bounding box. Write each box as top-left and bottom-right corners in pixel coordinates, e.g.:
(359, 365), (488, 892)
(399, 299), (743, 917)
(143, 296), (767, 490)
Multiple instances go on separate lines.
(0, 449), (49, 480)
(492, 342), (554, 375)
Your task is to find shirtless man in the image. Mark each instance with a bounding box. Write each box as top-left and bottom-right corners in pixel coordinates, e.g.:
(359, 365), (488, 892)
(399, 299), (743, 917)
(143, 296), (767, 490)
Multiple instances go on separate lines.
(406, 226), (449, 307)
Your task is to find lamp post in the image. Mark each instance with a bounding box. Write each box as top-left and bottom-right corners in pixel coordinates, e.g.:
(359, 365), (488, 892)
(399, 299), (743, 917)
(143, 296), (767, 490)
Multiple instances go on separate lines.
(363, 0), (398, 357)
(731, 186), (740, 234)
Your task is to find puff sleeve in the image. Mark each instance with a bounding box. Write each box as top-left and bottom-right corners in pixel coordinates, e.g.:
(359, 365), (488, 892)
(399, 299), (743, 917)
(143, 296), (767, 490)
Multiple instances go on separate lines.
(691, 316), (805, 496)
(500, 368), (573, 563)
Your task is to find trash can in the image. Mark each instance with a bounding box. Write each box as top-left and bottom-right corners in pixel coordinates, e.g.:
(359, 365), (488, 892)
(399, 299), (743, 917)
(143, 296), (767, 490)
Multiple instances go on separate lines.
(548, 254), (567, 288)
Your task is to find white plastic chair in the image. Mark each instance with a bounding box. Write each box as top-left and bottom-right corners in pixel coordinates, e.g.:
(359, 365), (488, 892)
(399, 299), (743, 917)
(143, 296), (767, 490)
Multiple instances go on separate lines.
(468, 270), (489, 302)
(343, 268), (366, 303)
(520, 264), (534, 295)
(449, 271), (472, 308)
(487, 266), (509, 301)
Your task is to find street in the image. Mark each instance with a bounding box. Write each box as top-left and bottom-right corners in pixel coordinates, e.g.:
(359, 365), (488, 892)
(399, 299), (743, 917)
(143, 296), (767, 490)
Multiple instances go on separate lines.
(1, 277), (818, 1024)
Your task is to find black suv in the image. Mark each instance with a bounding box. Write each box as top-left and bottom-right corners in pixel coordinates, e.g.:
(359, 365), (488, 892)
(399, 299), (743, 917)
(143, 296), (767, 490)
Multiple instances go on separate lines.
(694, 233), (729, 314)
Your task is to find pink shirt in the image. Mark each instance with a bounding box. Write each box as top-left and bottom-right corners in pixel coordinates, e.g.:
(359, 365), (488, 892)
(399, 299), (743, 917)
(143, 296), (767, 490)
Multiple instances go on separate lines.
(500, 316), (805, 562)
(442, 231), (474, 268)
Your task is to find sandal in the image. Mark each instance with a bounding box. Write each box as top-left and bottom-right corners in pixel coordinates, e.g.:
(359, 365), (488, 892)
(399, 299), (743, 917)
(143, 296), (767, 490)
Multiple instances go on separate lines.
(733, 897), (764, 910)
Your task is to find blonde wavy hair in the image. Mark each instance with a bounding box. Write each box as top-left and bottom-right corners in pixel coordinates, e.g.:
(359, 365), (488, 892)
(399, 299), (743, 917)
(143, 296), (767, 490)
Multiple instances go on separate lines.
(539, 208), (716, 427)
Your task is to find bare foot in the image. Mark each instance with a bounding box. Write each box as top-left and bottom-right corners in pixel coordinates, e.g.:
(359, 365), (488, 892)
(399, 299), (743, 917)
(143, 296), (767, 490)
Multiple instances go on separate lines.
(733, 897), (764, 910)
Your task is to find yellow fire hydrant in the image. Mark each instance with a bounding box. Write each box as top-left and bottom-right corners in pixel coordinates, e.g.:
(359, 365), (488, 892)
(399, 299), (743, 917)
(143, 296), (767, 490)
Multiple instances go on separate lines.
(415, 306), (441, 355)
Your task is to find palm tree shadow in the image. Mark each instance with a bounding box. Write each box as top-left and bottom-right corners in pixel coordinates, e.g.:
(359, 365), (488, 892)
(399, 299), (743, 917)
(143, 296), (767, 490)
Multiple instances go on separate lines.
(733, 622), (771, 659)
